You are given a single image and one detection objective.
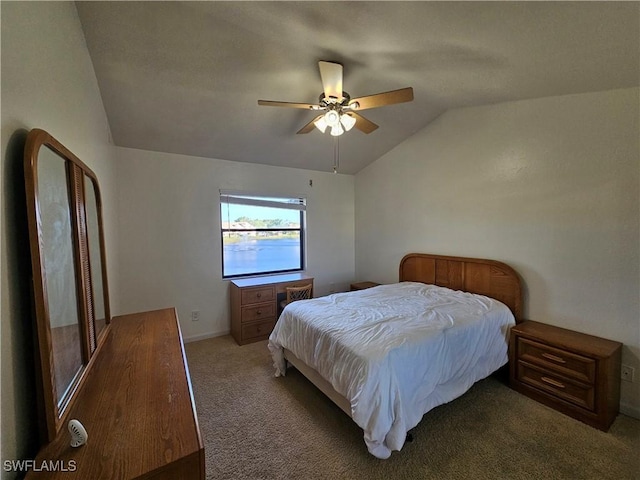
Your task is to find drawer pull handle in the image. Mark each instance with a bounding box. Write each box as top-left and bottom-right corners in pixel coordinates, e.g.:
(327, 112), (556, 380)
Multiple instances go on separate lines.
(256, 310), (262, 315)
(541, 376), (565, 389)
(541, 353), (566, 364)
(257, 293), (262, 298)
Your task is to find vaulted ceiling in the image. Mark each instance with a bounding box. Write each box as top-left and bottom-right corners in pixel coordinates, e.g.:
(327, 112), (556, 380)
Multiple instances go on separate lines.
(76, 2), (639, 174)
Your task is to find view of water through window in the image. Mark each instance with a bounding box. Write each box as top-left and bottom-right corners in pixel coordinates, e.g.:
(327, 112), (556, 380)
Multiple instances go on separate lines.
(223, 238), (301, 277)
(220, 193), (305, 277)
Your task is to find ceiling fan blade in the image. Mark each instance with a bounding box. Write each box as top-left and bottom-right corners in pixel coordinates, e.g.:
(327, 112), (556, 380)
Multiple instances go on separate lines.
(350, 87), (414, 111)
(351, 112), (379, 134)
(258, 100), (318, 109)
(318, 61), (343, 101)
(297, 114), (324, 134)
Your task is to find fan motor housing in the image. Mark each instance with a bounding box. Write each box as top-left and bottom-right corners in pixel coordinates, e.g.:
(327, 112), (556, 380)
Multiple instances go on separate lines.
(319, 92), (351, 108)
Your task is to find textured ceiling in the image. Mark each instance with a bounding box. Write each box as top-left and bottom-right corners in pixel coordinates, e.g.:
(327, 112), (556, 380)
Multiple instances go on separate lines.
(76, 1), (639, 174)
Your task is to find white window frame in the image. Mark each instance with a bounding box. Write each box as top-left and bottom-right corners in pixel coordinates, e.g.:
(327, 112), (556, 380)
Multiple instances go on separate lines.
(220, 190), (306, 279)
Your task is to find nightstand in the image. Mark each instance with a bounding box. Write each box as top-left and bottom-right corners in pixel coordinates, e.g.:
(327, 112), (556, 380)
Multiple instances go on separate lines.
(350, 281), (381, 291)
(509, 320), (622, 431)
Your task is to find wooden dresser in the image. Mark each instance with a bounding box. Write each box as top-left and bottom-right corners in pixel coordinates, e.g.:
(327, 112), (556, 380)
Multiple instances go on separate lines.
(26, 308), (204, 479)
(230, 273), (314, 345)
(509, 320), (622, 431)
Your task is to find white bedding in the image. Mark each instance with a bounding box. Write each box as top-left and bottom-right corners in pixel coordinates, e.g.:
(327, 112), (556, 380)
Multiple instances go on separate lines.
(268, 282), (515, 459)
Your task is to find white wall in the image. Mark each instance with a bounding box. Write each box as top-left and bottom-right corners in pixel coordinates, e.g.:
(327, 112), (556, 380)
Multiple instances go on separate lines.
(355, 87), (640, 417)
(1, 2), (120, 475)
(114, 146), (355, 341)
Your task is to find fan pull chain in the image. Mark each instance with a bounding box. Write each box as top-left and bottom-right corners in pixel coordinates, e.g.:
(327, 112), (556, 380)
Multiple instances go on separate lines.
(333, 137), (340, 174)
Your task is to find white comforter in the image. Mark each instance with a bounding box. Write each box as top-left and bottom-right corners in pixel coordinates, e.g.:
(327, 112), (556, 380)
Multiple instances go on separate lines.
(268, 282), (515, 459)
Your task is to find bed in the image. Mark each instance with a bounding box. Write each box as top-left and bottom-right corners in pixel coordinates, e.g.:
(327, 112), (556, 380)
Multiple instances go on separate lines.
(268, 253), (522, 459)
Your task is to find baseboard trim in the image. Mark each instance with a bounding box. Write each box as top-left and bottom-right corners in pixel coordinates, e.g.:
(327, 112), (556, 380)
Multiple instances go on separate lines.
(184, 329), (230, 343)
(620, 402), (640, 420)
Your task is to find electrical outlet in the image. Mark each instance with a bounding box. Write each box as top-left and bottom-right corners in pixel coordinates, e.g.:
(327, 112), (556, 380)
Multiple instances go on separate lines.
(621, 365), (635, 383)
(191, 310), (200, 322)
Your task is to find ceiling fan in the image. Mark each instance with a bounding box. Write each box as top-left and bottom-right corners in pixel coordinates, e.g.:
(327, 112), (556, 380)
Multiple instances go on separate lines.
(258, 61), (414, 136)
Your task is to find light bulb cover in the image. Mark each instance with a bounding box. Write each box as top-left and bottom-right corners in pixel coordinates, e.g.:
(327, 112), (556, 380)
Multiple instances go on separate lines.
(330, 123), (344, 136)
(314, 116), (328, 133)
(324, 110), (340, 127)
(340, 113), (356, 131)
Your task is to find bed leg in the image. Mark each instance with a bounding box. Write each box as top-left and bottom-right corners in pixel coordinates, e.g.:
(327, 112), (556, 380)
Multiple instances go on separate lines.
(406, 432), (414, 442)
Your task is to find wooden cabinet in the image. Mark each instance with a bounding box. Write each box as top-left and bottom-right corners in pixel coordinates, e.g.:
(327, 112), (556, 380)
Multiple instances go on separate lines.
(26, 308), (204, 479)
(509, 320), (622, 431)
(350, 281), (380, 291)
(230, 273), (314, 345)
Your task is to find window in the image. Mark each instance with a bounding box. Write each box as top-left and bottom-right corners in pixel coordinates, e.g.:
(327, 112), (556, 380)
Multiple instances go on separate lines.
(220, 191), (306, 278)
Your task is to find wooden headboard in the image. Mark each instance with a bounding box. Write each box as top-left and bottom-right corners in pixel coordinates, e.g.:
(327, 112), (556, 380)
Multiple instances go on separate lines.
(399, 253), (523, 322)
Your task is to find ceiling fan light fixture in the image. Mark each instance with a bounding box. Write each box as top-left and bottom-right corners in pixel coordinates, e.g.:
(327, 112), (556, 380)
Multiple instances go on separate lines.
(324, 109), (341, 127)
(258, 61), (412, 137)
(330, 123), (344, 136)
(340, 113), (356, 131)
(314, 116), (328, 133)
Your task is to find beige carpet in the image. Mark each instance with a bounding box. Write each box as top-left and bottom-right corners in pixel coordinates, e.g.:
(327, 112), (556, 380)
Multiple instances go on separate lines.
(185, 335), (639, 480)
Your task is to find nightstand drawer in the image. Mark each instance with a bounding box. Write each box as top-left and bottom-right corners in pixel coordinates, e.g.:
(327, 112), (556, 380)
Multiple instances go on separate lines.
(241, 303), (275, 323)
(242, 319), (276, 341)
(517, 361), (595, 411)
(241, 286), (275, 305)
(517, 337), (595, 384)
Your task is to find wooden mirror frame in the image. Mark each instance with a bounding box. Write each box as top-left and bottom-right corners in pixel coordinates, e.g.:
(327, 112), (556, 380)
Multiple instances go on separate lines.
(24, 128), (111, 443)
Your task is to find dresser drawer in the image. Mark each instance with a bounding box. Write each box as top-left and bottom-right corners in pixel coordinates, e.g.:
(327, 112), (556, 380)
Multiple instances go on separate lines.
(517, 337), (595, 383)
(230, 275), (313, 346)
(516, 361), (595, 411)
(241, 303), (276, 323)
(242, 319), (276, 341)
(241, 286), (275, 305)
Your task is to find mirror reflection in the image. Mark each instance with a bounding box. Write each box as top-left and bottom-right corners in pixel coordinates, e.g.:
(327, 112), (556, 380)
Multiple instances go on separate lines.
(36, 146), (85, 408)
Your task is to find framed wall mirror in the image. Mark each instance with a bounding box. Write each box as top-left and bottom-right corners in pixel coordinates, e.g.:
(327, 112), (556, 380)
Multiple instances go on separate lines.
(24, 128), (111, 443)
